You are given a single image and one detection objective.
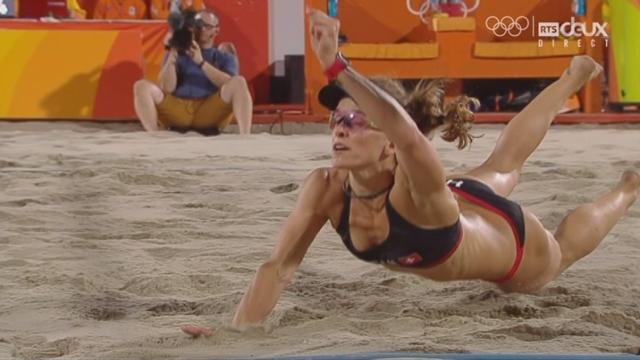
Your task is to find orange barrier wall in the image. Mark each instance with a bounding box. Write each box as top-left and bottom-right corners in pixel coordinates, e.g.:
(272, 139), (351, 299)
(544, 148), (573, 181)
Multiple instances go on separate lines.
(0, 0), (270, 120)
(337, 0), (572, 43)
(203, 0), (270, 104)
(75, 0), (271, 103)
(0, 27), (143, 120)
(0, 21), (161, 120)
(78, 0), (98, 19)
(0, 21), (166, 80)
(305, 0), (604, 115)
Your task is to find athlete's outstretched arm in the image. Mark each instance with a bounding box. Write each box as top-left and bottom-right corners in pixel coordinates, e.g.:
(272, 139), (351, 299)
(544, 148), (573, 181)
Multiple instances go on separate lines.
(337, 67), (454, 199)
(231, 169), (330, 329)
(309, 9), (457, 218)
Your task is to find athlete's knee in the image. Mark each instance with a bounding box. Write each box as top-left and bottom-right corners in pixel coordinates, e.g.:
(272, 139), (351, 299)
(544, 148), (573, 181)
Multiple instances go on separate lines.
(484, 156), (523, 176)
(557, 203), (600, 237)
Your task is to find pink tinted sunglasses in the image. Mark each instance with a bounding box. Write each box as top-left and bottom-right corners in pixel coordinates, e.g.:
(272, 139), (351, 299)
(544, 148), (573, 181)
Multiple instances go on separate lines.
(329, 110), (379, 131)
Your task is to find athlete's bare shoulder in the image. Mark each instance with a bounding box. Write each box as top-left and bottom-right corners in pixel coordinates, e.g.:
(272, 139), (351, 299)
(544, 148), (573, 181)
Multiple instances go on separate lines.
(307, 167), (347, 186)
(302, 168), (348, 222)
(304, 167), (347, 205)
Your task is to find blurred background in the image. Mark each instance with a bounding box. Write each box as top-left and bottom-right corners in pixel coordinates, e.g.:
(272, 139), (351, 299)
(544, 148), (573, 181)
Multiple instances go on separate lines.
(1, 0), (638, 125)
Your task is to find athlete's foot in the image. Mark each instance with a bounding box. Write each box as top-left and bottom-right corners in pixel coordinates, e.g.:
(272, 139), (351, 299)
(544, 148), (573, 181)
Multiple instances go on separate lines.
(564, 55), (603, 91)
(620, 170), (640, 199)
(181, 324), (214, 338)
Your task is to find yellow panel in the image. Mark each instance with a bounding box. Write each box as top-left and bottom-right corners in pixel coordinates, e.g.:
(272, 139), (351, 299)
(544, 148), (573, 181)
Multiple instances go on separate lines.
(0, 31), (47, 116)
(340, 43), (439, 60)
(432, 17), (476, 32)
(3, 30), (118, 118)
(474, 40), (583, 58)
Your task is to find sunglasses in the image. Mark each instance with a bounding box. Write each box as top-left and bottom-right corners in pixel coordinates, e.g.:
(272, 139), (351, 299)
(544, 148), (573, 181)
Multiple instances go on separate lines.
(329, 110), (379, 131)
(201, 23), (219, 30)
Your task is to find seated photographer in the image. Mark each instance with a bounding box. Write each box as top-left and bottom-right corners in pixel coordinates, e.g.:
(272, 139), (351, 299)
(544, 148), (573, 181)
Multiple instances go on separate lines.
(133, 9), (253, 135)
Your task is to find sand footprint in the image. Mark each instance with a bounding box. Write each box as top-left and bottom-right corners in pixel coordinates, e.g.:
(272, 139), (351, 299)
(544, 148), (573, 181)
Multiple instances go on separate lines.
(270, 183), (299, 194)
(0, 259), (30, 268)
(12, 337), (78, 360)
(0, 199), (46, 207)
(273, 305), (326, 327)
(581, 311), (640, 336)
(0, 160), (19, 168)
(113, 172), (183, 187)
(500, 304), (543, 319)
(85, 307), (127, 321)
(489, 324), (600, 341)
(535, 294), (591, 309)
(147, 300), (200, 316)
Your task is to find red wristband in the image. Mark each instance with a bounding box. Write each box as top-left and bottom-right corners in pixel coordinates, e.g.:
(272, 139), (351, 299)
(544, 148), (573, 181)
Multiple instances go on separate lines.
(324, 53), (349, 81)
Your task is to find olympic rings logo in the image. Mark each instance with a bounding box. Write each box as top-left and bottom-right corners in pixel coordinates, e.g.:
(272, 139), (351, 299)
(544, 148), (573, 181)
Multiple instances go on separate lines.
(485, 16), (530, 37)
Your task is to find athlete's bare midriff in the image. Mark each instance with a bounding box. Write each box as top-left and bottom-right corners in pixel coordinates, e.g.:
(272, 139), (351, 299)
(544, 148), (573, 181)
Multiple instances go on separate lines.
(318, 167), (526, 283)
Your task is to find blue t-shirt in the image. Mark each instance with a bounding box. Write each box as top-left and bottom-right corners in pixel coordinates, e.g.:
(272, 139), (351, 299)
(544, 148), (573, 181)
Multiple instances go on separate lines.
(170, 47), (239, 99)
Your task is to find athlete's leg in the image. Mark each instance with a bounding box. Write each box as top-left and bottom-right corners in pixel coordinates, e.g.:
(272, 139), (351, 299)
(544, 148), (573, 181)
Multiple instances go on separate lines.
(464, 56), (602, 197)
(553, 170), (639, 274)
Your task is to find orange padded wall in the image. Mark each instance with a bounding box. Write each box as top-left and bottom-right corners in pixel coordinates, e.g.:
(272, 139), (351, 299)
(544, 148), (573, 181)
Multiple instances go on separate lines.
(79, 0), (270, 103)
(204, 0), (270, 104)
(314, 0), (573, 43)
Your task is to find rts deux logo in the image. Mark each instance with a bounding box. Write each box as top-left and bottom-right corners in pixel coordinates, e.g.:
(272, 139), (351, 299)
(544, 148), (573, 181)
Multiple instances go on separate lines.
(485, 16), (609, 48)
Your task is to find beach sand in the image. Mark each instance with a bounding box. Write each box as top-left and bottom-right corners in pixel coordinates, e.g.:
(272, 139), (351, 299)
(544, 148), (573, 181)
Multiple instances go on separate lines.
(1, 122), (639, 359)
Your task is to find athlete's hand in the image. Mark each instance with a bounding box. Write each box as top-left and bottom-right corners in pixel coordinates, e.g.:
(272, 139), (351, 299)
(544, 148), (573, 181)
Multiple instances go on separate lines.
(181, 324), (214, 337)
(307, 8), (339, 69)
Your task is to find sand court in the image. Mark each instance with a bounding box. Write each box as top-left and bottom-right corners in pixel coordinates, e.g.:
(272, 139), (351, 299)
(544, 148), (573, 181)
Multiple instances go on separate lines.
(0, 122), (639, 359)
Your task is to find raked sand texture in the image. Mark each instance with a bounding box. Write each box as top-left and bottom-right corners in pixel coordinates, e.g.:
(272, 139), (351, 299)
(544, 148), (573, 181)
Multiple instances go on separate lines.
(1, 123), (639, 359)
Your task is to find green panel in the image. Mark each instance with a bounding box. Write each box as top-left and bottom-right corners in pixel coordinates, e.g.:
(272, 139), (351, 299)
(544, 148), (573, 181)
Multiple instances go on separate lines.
(609, 0), (640, 102)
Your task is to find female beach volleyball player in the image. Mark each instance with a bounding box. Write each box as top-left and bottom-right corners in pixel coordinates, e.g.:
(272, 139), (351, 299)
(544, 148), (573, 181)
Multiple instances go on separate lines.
(183, 8), (639, 336)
